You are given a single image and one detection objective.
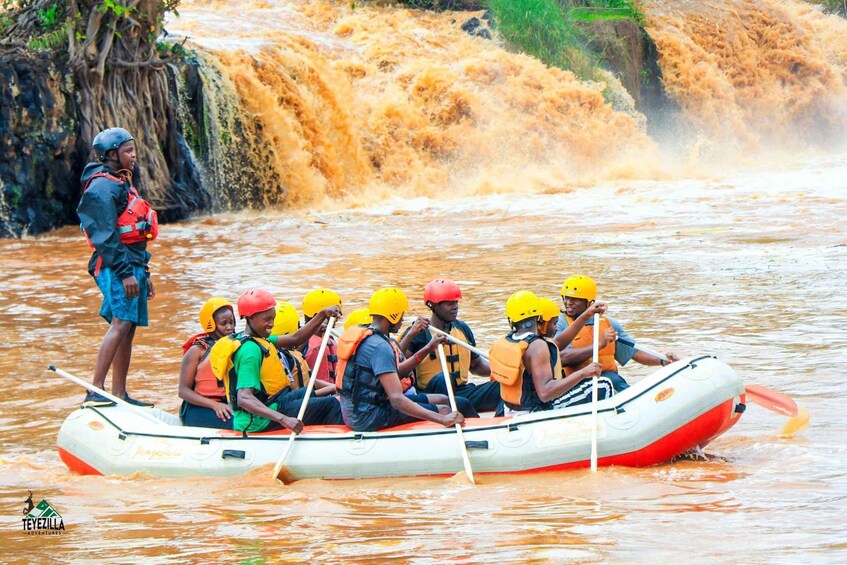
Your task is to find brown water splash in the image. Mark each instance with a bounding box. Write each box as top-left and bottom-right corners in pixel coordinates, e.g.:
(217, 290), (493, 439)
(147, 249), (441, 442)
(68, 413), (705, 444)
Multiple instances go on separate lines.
(171, 0), (654, 207)
(644, 0), (847, 153)
(171, 0), (847, 209)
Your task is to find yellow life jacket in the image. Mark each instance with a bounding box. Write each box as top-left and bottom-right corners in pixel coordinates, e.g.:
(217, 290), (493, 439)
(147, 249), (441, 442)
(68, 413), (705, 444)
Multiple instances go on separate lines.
(489, 333), (563, 411)
(564, 315), (617, 376)
(209, 333), (290, 408)
(415, 322), (473, 388)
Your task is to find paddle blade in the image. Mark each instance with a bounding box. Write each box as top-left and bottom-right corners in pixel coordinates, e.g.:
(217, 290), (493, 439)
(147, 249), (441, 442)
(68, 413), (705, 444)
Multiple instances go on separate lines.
(780, 406), (809, 438)
(745, 384), (798, 417)
(447, 470), (477, 485)
(274, 465), (296, 485)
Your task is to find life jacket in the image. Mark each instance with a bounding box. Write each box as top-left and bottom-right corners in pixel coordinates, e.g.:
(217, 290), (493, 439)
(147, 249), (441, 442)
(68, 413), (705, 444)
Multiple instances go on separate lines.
(304, 334), (339, 384)
(415, 321), (473, 388)
(280, 348), (310, 390)
(564, 315), (617, 376)
(182, 332), (226, 400)
(81, 170), (159, 248)
(208, 333), (290, 409)
(336, 326), (401, 410)
(489, 333), (562, 412)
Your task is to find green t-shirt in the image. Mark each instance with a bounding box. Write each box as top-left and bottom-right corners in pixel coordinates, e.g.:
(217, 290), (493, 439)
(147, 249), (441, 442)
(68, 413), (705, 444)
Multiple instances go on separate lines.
(232, 335), (284, 433)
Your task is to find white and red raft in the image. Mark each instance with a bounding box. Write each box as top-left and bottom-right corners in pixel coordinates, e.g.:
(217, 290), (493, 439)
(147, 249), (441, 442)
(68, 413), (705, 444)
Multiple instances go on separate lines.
(57, 356), (745, 481)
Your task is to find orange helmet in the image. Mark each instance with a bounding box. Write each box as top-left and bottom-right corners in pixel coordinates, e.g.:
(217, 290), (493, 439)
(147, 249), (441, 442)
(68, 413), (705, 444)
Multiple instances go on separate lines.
(237, 289), (276, 319)
(423, 279), (462, 304)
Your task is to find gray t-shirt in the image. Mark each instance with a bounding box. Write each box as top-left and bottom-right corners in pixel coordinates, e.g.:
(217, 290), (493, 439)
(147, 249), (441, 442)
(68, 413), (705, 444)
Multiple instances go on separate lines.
(339, 334), (398, 430)
(555, 315), (636, 367)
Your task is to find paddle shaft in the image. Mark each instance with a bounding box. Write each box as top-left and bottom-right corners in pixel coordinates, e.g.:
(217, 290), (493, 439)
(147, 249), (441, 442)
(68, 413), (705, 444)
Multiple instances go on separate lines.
(617, 336), (668, 363)
(428, 324), (489, 360)
(430, 320), (668, 367)
(436, 343), (476, 485)
(273, 316), (337, 482)
(590, 314), (599, 473)
(47, 365), (165, 426)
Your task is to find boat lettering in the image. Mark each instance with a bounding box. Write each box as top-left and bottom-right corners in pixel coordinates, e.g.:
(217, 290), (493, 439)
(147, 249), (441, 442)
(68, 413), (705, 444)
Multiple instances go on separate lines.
(535, 418), (605, 448)
(130, 441), (184, 462)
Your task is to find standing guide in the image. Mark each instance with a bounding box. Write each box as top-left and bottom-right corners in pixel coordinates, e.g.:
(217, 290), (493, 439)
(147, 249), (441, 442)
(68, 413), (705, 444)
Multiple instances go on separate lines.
(77, 127), (158, 408)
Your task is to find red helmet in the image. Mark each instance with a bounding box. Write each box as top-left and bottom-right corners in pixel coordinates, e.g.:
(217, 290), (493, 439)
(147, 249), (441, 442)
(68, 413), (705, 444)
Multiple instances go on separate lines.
(237, 289), (276, 319)
(423, 279), (462, 305)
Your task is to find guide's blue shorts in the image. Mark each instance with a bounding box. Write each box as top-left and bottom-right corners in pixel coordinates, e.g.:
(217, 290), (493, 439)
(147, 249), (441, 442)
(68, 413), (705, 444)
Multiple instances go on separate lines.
(94, 266), (148, 326)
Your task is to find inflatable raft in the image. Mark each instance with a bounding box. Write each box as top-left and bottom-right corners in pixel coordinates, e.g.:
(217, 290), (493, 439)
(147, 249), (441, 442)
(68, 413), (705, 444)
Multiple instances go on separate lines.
(57, 356), (745, 480)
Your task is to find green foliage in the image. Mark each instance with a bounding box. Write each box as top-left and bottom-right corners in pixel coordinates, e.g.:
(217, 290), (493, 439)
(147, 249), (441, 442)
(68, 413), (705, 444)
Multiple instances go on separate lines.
(486, 0), (581, 70)
(156, 39), (187, 60)
(99, 0), (134, 19)
(486, 0), (645, 76)
(27, 23), (65, 50)
(567, 0), (644, 25)
(37, 3), (60, 29)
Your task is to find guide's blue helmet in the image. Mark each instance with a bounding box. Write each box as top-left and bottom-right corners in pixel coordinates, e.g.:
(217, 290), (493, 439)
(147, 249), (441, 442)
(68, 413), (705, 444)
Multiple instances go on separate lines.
(92, 127), (134, 161)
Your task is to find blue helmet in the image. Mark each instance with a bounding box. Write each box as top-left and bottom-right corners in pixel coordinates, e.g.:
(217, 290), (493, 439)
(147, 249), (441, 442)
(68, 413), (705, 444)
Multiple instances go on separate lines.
(92, 127), (134, 161)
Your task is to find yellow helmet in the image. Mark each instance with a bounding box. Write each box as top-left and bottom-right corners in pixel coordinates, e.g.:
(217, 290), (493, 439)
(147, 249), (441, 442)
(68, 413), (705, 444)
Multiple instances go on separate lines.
(369, 288), (409, 324)
(272, 301), (300, 336)
(505, 291), (541, 324)
(538, 298), (560, 322)
(561, 275), (597, 302)
(302, 288), (342, 318)
(344, 307), (372, 329)
(199, 297), (234, 333)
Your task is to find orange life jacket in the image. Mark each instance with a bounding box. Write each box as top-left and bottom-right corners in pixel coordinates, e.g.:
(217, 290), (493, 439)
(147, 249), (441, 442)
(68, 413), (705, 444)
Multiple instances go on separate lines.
(336, 326), (408, 407)
(489, 333), (562, 411)
(564, 315), (617, 375)
(182, 333), (226, 400)
(81, 170), (158, 248)
(305, 334), (339, 384)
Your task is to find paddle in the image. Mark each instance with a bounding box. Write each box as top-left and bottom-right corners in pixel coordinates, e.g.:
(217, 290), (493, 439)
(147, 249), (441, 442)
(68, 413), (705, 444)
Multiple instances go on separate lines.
(272, 316), (337, 484)
(616, 336), (668, 363)
(428, 324), (489, 359)
(435, 320), (804, 437)
(436, 343), (476, 485)
(744, 384), (798, 418)
(47, 365), (166, 427)
(590, 314), (600, 473)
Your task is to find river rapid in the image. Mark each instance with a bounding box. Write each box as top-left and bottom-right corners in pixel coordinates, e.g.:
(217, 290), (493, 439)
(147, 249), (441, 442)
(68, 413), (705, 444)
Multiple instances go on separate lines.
(1, 154), (845, 561)
(3, 0), (847, 560)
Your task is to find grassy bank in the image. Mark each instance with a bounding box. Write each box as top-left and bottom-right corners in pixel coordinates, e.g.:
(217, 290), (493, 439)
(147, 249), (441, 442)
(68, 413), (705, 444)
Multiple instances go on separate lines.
(485, 0), (643, 77)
